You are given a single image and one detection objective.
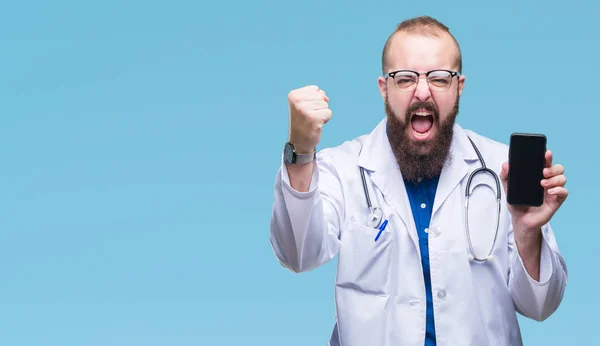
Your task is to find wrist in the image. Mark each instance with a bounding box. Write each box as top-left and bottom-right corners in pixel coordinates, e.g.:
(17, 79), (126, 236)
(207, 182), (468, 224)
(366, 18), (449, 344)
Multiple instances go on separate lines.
(514, 225), (542, 247)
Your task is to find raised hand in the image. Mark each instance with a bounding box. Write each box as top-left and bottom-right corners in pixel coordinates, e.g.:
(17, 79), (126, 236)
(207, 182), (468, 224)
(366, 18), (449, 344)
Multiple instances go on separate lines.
(287, 85), (331, 154)
(500, 149), (568, 234)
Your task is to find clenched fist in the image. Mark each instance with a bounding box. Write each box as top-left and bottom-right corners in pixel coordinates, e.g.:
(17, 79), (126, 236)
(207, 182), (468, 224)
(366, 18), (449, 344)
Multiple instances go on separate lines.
(288, 85), (332, 153)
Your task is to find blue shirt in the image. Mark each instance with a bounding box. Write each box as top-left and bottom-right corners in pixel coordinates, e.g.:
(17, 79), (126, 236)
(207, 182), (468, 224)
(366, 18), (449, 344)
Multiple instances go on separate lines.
(404, 176), (439, 346)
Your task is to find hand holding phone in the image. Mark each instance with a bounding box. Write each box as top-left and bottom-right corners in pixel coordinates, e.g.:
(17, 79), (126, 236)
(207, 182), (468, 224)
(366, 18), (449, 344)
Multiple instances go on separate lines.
(507, 133), (547, 207)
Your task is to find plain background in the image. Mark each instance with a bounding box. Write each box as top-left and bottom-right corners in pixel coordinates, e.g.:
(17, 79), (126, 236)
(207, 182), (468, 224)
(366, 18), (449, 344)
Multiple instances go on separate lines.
(0, 0), (597, 345)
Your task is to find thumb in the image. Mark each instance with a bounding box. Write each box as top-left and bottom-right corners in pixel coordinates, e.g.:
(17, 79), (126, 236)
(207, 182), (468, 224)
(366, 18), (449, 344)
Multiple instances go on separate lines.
(500, 162), (509, 194)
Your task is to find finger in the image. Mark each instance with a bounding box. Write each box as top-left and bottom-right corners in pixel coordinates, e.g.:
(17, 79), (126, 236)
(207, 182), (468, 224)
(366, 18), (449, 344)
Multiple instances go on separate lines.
(310, 100), (329, 110)
(313, 108), (332, 124)
(542, 174), (567, 188)
(544, 163), (565, 178)
(298, 100), (328, 111)
(289, 87), (323, 104)
(547, 186), (568, 199)
(500, 162), (509, 181)
(302, 92), (329, 102)
(291, 85), (320, 99)
(298, 86), (328, 101)
(545, 150), (553, 168)
(500, 162), (509, 192)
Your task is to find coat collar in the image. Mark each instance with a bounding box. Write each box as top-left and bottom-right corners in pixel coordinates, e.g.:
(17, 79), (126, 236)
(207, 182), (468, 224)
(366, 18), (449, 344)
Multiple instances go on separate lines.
(357, 118), (479, 172)
(356, 118), (479, 252)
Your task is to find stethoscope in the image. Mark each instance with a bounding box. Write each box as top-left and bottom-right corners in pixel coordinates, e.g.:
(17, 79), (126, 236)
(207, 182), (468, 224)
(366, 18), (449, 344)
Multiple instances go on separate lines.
(359, 136), (501, 262)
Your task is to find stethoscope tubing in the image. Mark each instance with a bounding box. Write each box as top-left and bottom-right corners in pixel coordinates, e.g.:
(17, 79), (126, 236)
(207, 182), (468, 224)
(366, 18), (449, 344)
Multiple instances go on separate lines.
(359, 136), (502, 262)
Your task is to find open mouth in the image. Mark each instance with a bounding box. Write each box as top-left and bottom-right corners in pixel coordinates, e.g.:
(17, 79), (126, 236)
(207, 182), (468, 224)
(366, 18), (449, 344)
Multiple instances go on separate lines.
(410, 111), (434, 135)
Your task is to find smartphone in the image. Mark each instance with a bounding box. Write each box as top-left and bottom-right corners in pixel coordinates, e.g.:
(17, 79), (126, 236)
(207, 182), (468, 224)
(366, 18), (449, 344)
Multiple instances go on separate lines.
(507, 133), (547, 207)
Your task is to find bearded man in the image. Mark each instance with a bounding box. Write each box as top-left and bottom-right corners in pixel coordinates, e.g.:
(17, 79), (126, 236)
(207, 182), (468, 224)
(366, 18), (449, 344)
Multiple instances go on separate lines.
(270, 15), (569, 346)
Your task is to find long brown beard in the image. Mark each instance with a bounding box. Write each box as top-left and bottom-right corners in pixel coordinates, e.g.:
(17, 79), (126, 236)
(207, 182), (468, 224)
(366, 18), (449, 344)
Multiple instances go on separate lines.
(385, 93), (459, 182)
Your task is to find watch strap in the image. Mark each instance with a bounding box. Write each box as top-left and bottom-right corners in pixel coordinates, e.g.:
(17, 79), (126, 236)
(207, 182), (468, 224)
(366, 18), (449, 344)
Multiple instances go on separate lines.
(293, 150), (316, 164)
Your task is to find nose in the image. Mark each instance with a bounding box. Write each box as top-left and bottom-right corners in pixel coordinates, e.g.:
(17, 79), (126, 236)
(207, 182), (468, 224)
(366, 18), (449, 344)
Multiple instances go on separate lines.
(413, 77), (432, 102)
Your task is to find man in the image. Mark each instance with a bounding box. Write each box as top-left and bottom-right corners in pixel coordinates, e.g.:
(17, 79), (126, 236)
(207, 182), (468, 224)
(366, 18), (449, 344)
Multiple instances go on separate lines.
(269, 16), (568, 346)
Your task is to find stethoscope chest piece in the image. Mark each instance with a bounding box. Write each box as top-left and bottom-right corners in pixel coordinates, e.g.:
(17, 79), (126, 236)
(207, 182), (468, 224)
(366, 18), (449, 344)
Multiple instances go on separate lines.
(360, 166), (384, 229)
(367, 207), (383, 228)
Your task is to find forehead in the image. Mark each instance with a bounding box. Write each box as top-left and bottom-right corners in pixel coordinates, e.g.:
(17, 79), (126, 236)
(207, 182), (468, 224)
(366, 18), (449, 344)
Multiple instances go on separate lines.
(387, 32), (458, 72)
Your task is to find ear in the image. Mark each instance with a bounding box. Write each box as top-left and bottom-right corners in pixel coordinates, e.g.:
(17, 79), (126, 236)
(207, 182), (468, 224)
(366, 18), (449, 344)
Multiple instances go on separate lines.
(457, 75), (466, 96)
(378, 76), (387, 100)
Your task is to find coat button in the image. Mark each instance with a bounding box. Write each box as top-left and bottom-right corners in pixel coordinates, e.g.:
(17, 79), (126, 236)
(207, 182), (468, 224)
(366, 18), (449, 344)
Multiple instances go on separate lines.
(427, 226), (442, 237)
(437, 289), (447, 298)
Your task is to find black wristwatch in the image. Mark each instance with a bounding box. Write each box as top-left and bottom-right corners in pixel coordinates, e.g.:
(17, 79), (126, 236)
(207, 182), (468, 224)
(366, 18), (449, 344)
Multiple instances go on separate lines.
(284, 142), (316, 164)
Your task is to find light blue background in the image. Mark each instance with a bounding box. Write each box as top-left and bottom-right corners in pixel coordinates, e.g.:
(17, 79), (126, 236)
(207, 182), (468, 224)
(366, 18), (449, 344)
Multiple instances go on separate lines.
(0, 1), (597, 345)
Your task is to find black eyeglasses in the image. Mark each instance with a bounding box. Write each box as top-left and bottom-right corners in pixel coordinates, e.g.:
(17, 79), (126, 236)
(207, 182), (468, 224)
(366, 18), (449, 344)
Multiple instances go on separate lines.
(384, 69), (461, 92)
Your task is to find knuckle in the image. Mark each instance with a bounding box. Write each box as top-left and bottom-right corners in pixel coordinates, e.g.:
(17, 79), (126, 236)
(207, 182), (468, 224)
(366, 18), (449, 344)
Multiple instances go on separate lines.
(296, 108), (308, 119)
(302, 85), (319, 93)
(288, 90), (299, 103)
(296, 101), (309, 113)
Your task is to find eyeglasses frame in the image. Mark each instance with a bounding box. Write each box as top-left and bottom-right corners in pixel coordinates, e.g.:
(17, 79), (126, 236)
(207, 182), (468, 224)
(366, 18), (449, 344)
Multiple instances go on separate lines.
(384, 69), (461, 92)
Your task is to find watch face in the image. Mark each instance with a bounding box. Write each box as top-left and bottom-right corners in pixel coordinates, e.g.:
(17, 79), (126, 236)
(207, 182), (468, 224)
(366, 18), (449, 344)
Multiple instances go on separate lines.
(284, 142), (295, 163)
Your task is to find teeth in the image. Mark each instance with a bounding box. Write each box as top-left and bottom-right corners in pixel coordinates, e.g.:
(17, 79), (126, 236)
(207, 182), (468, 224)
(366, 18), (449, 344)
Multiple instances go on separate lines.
(415, 112), (431, 116)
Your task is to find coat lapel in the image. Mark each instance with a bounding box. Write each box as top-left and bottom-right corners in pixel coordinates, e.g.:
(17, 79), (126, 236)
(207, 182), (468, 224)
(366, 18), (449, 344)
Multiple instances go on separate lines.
(358, 119), (419, 251)
(432, 125), (479, 218)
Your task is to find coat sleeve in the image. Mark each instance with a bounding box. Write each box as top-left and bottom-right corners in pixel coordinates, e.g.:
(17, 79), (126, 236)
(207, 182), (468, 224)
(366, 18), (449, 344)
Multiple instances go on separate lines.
(269, 149), (344, 273)
(507, 221), (568, 321)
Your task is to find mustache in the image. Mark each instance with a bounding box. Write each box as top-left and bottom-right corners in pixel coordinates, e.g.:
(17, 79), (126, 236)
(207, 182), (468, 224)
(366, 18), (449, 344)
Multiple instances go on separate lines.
(406, 102), (439, 119)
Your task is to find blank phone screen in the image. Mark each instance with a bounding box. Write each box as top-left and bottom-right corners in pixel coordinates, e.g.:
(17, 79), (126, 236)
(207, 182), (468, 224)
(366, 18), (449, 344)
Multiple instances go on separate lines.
(507, 134), (546, 206)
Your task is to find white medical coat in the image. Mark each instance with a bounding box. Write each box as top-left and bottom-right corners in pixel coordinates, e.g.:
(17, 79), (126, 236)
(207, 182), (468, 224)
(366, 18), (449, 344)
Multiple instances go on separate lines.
(270, 118), (568, 346)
